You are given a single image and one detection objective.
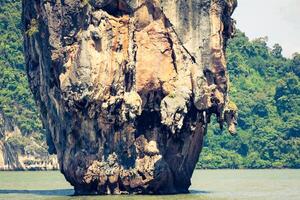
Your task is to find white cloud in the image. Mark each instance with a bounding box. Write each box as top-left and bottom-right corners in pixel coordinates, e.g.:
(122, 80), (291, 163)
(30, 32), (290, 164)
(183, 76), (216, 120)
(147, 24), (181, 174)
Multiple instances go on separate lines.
(232, 0), (300, 57)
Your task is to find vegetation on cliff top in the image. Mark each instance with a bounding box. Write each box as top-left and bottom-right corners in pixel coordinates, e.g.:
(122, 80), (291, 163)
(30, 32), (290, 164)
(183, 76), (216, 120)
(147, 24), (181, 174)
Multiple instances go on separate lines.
(0, 0), (299, 168)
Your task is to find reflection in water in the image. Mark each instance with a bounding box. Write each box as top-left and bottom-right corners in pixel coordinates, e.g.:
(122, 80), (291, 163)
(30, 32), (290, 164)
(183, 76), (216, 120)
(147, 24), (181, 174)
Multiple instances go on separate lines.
(0, 189), (210, 199)
(0, 189), (73, 196)
(0, 189), (212, 200)
(0, 191), (212, 200)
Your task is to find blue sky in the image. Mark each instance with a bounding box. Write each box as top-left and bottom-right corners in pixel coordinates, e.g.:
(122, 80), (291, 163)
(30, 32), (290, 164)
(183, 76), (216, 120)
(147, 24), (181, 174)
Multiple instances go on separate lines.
(233, 0), (300, 57)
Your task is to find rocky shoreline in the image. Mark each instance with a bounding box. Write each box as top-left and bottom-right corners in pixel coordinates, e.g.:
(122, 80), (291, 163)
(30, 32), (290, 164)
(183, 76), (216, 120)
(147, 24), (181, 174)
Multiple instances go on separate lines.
(0, 141), (59, 171)
(0, 112), (59, 171)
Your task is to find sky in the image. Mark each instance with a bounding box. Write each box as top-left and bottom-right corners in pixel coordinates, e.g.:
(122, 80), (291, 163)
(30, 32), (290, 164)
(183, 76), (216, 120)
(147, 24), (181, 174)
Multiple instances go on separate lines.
(233, 0), (300, 57)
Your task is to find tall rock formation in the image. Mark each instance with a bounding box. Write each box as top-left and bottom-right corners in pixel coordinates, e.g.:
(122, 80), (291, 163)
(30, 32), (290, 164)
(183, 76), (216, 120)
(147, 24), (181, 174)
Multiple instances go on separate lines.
(22, 0), (237, 194)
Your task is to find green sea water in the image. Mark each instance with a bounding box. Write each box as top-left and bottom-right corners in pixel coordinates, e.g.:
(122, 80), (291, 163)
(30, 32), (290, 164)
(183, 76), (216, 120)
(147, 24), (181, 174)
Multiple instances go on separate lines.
(0, 170), (299, 200)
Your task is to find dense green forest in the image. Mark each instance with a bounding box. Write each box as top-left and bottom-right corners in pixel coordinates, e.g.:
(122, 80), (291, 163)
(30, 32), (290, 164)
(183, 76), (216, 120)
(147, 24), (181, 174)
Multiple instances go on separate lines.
(198, 31), (300, 169)
(0, 0), (45, 152)
(0, 0), (299, 168)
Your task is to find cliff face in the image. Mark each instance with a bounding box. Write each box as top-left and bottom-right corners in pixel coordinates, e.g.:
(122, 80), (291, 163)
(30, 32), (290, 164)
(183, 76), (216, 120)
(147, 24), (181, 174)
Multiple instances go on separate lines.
(23, 0), (237, 194)
(0, 112), (59, 171)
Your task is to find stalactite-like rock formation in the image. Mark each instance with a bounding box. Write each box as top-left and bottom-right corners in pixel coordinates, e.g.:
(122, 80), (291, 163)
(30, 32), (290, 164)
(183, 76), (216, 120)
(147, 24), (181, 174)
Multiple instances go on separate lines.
(22, 0), (237, 195)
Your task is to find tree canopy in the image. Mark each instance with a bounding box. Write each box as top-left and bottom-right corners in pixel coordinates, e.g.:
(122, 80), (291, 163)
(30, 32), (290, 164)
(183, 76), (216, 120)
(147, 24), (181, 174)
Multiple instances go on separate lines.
(198, 31), (300, 169)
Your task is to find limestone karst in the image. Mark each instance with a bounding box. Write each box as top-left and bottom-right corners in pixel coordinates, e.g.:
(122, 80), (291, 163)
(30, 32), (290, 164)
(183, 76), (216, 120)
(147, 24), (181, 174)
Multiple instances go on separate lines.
(22, 0), (237, 194)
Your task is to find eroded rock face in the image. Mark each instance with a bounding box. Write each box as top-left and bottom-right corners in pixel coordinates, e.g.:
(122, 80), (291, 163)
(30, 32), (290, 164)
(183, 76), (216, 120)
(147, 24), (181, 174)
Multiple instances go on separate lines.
(23, 0), (237, 194)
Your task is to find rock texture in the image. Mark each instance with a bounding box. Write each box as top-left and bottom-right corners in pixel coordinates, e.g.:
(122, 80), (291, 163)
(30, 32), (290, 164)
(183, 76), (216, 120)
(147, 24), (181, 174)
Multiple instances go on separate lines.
(0, 112), (59, 171)
(23, 0), (237, 194)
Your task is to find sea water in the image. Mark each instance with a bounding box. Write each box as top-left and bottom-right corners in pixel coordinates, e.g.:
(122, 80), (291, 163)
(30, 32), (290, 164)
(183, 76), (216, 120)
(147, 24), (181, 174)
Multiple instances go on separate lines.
(0, 169), (299, 200)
